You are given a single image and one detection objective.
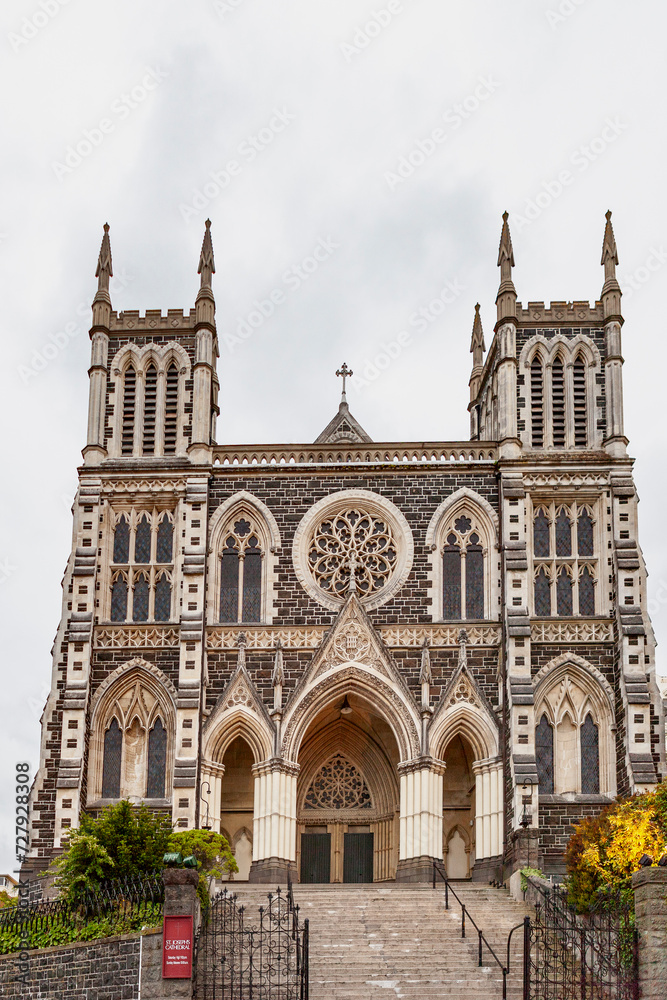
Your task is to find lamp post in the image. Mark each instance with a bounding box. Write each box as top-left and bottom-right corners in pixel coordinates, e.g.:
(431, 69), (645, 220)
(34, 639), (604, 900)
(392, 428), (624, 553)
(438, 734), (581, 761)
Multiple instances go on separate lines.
(201, 780), (212, 830)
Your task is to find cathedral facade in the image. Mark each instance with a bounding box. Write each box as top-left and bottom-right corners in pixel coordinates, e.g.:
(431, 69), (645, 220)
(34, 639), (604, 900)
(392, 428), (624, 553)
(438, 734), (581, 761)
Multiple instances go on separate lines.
(28, 213), (665, 885)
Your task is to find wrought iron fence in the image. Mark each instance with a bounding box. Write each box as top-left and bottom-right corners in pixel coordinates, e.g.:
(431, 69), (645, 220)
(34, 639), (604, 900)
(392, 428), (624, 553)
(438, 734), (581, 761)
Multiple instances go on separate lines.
(194, 873), (309, 1000)
(525, 877), (638, 1000)
(0, 873), (164, 948)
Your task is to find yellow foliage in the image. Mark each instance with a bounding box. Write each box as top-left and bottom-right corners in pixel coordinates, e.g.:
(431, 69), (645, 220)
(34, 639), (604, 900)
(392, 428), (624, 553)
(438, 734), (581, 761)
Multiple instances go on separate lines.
(578, 793), (666, 887)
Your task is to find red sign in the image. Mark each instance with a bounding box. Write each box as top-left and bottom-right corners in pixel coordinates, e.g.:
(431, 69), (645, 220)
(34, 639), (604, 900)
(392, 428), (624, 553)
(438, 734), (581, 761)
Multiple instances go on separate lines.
(162, 915), (193, 979)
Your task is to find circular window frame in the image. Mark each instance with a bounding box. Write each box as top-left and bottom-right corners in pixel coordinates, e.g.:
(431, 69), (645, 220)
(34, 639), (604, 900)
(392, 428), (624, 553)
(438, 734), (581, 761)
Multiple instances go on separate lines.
(292, 489), (413, 612)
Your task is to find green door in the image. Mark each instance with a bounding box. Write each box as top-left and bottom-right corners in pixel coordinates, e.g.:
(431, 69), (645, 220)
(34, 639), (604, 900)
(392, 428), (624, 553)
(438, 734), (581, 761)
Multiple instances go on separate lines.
(343, 832), (374, 883)
(300, 833), (331, 883)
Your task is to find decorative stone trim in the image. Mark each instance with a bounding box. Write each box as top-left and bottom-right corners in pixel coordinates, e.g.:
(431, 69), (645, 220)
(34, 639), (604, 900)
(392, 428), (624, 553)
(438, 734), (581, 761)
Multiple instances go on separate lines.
(212, 441), (498, 467)
(531, 619), (613, 642)
(206, 623), (502, 649)
(292, 490), (414, 612)
(94, 626), (180, 648)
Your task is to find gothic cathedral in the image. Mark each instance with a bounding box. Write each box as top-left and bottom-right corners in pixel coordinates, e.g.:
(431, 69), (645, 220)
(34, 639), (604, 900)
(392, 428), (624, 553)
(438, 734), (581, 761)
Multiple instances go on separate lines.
(28, 213), (665, 886)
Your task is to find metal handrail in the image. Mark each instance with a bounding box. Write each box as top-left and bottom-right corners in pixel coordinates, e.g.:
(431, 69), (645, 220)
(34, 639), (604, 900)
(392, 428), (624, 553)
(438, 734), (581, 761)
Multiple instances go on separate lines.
(432, 861), (525, 1000)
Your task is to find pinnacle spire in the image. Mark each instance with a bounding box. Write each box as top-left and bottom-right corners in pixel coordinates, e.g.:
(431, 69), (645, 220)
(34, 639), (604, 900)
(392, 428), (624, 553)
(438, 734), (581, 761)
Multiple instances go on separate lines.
(600, 210), (622, 320)
(197, 218), (215, 291)
(495, 211), (517, 325)
(470, 303), (485, 358)
(94, 223), (113, 301)
(272, 641), (285, 687)
(419, 638), (432, 685)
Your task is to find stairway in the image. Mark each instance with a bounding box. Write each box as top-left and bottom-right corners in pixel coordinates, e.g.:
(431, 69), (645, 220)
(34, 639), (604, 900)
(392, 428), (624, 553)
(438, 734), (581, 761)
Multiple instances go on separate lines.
(228, 882), (532, 999)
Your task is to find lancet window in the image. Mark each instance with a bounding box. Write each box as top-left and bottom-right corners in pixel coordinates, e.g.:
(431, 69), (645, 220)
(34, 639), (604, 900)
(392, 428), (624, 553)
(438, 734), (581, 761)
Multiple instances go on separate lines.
(97, 675), (172, 802)
(525, 342), (595, 450)
(441, 513), (487, 620)
(114, 348), (187, 458)
(532, 502), (598, 616)
(219, 516), (265, 623)
(109, 511), (174, 623)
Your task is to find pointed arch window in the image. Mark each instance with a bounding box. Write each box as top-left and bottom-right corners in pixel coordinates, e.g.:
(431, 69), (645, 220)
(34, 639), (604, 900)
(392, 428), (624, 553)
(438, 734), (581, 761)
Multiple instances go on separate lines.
(219, 516), (266, 623)
(121, 367), (136, 456)
(109, 511), (175, 622)
(441, 514), (487, 620)
(551, 357), (566, 447)
(102, 718), (122, 798)
(580, 713), (600, 794)
(142, 364), (158, 455)
(533, 502), (598, 616)
(535, 714), (554, 794)
(146, 717), (167, 798)
(530, 357), (544, 448)
(164, 364), (179, 455)
(573, 355), (587, 447)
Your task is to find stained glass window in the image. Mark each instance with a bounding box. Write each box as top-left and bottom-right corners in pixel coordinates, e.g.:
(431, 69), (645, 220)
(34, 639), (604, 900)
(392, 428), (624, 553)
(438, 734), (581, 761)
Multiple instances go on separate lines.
(536, 714), (554, 794)
(121, 367), (136, 456)
(163, 364), (179, 455)
(220, 538), (239, 623)
(581, 714), (600, 794)
(533, 509), (550, 558)
(443, 534), (461, 619)
(579, 567), (595, 616)
(154, 574), (171, 622)
(142, 364), (157, 455)
(466, 533), (484, 619)
(133, 574), (149, 622)
(113, 516), (130, 564)
(146, 718), (167, 798)
(156, 516), (173, 563)
(110, 575), (128, 622)
(577, 509), (594, 557)
(102, 718), (122, 798)
(557, 568), (573, 616)
(555, 508), (572, 557)
(242, 537), (262, 622)
(534, 567), (551, 616)
(134, 515), (151, 563)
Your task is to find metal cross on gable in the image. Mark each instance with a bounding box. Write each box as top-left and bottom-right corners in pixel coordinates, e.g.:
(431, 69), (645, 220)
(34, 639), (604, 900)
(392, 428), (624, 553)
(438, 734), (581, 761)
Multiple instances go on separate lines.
(336, 362), (353, 400)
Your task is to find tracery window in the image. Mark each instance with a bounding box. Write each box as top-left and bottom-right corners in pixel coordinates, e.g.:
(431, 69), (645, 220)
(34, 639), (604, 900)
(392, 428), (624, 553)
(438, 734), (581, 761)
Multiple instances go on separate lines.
(304, 754), (372, 810)
(109, 511), (174, 622)
(98, 676), (171, 801)
(534, 671), (607, 796)
(441, 514), (486, 620)
(532, 502), (598, 616)
(219, 517), (265, 623)
(308, 510), (397, 598)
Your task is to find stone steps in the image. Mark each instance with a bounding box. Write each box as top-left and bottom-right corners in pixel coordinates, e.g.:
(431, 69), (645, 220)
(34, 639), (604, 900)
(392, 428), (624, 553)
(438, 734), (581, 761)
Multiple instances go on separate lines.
(219, 881), (531, 999)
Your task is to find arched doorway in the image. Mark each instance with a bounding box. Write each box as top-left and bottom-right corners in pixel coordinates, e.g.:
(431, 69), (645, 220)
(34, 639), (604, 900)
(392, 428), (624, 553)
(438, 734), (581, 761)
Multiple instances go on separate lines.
(441, 735), (475, 878)
(217, 736), (254, 880)
(296, 693), (399, 883)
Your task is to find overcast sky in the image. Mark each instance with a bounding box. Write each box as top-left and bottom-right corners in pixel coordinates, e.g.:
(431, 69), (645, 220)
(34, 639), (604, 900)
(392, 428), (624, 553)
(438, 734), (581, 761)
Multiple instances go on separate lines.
(1, 0), (666, 872)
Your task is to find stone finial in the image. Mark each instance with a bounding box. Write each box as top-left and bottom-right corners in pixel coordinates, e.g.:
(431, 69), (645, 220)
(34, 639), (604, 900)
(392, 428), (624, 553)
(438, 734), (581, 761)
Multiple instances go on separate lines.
(470, 303), (485, 363)
(600, 209), (622, 321)
(237, 632), (247, 670)
(197, 218), (215, 291)
(457, 628), (468, 669)
(272, 641), (285, 687)
(419, 638), (432, 685)
(94, 223), (113, 300)
(495, 212), (517, 325)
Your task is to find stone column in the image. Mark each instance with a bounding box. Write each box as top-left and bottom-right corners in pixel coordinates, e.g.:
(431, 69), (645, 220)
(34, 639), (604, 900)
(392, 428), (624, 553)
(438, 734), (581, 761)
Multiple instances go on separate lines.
(159, 869), (199, 1000)
(396, 757), (446, 882)
(249, 759), (299, 883)
(472, 757), (504, 881)
(632, 866), (667, 1000)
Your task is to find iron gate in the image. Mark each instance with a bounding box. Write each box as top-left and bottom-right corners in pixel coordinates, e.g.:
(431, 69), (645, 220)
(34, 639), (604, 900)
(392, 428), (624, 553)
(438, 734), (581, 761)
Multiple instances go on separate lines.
(193, 882), (309, 999)
(524, 879), (638, 1000)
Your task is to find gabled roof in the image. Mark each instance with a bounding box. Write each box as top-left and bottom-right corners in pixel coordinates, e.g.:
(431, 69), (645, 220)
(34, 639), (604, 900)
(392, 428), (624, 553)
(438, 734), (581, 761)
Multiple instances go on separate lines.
(314, 401), (372, 444)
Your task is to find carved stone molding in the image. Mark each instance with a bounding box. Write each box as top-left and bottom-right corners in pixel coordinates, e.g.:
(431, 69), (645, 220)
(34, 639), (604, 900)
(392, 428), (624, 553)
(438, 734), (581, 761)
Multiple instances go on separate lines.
(523, 473), (608, 489)
(531, 620), (613, 643)
(94, 626), (181, 648)
(206, 623), (501, 650)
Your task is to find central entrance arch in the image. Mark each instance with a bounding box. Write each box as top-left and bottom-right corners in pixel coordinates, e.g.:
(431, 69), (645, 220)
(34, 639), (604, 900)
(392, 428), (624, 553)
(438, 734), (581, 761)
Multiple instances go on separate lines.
(296, 693), (400, 882)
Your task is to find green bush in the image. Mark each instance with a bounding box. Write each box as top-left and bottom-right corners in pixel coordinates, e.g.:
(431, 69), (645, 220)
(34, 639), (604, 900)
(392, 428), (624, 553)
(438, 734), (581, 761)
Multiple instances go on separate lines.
(168, 829), (238, 911)
(519, 866), (545, 892)
(0, 902), (163, 955)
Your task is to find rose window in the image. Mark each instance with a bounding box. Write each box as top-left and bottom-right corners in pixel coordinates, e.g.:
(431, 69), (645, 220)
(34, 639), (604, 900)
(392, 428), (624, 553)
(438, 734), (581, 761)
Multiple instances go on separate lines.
(308, 509), (397, 598)
(304, 754), (372, 810)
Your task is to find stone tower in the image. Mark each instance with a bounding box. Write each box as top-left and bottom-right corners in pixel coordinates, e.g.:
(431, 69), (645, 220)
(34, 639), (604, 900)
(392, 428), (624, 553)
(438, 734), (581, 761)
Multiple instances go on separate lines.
(27, 213), (664, 887)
